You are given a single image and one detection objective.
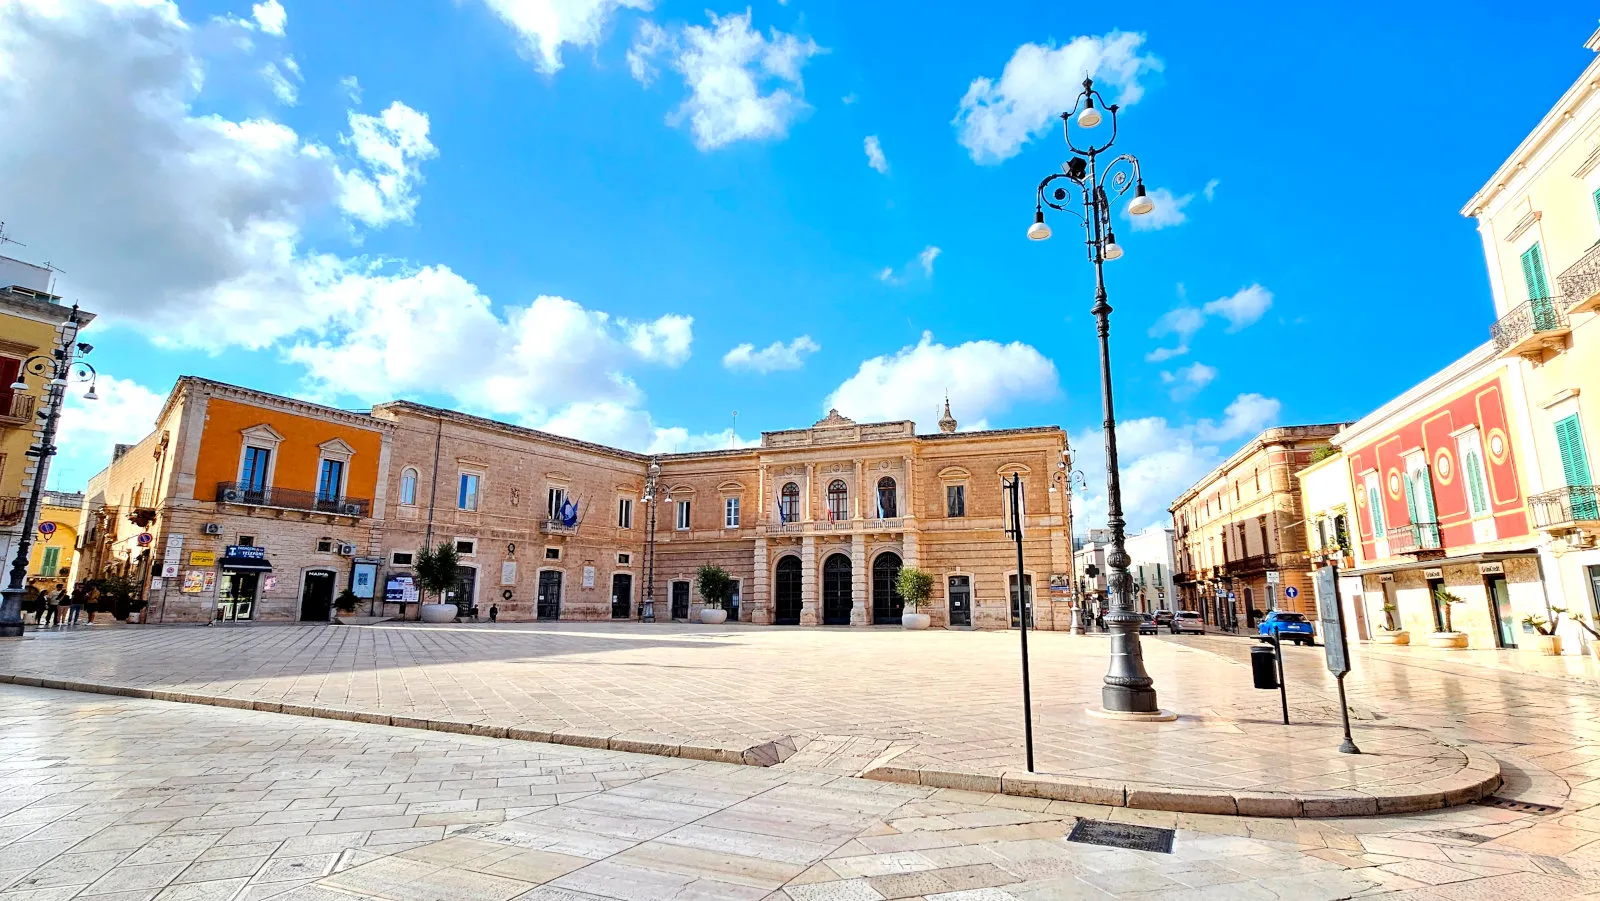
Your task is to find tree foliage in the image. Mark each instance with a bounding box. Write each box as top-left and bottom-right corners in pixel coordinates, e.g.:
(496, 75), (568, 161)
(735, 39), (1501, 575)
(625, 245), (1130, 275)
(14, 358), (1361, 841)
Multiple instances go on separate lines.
(895, 566), (934, 612)
(695, 564), (736, 610)
(413, 542), (461, 605)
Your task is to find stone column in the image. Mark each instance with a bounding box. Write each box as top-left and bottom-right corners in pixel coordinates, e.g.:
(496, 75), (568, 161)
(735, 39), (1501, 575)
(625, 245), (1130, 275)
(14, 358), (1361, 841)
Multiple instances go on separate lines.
(850, 531), (868, 625)
(903, 529), (918, 569)
(902, 455), (913, 520)
(853, 459), (864, 519)
(803, 463), (814, 521)
(757, 464), (767, 521)
(800, 534), (818, 625)
(752, 537), (770, 624)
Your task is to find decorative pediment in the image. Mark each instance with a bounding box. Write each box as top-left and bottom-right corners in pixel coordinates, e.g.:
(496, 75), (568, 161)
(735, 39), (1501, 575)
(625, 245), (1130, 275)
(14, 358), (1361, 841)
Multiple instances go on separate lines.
(997, 463), (1032, 476)
(318, 437), (356, 458)
(937, 466), (971, 481)
(813, 409), (856, 429)
(457, 457), (489, 469)
(241, 423), (284, 444)
(669, 484), (697, 496)
(546, 471), (573, 483)
(716, 480), (745, 493)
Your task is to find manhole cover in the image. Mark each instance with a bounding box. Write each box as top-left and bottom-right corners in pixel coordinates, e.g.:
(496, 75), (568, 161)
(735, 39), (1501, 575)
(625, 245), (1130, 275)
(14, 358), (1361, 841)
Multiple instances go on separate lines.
(1067, 819), (1175, 854)
(1477, 796), (1559, 815)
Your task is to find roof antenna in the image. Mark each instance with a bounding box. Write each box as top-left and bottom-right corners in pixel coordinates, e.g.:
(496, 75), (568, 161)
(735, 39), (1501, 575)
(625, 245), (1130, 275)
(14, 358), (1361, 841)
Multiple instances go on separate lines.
(0, 222), (25, 249)
(730, 411), (738, 449)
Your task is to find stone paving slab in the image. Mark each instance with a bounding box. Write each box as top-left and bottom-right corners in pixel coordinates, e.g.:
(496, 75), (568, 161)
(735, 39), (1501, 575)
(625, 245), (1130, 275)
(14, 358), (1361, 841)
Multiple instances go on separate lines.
(0, 623), (1505, 818)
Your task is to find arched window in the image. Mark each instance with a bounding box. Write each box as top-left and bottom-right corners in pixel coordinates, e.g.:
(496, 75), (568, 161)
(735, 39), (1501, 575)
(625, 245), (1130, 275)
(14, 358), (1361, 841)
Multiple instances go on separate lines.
(400, 467), (418, 506)
(780, 482), (800, 523)
(876, 476), (897, 518)
(827, 479), (849, 521)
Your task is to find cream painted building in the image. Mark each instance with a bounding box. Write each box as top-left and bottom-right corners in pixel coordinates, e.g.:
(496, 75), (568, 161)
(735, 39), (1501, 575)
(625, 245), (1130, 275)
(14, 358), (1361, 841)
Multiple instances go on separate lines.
(1462, 23), (1600, 639)
(1170, 425), (1343, 626)
(1293, 451), (1369, 639)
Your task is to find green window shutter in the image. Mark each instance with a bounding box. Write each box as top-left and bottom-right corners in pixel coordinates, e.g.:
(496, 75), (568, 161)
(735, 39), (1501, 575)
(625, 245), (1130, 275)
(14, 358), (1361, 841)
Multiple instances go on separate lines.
(1521, 244), (1550, 300)
(1593, 187), (1600, 223)
(1403, 474), (1419, 524)
(1368, 485), (1385, 535)
(1419, 468), (1439, 522)
(1556, 415), (1594, 488)
(41, 546), (60, 577)
(1465, 451), (1488, 514)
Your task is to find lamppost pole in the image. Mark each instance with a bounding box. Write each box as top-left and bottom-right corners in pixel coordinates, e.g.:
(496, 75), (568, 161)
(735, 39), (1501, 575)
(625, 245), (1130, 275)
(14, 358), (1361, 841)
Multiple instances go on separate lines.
(1069, 469), (1087, 635)
(0, 306), (97, 638)
(1027, 78), (1161, 715)
(640, 458), (667, 623)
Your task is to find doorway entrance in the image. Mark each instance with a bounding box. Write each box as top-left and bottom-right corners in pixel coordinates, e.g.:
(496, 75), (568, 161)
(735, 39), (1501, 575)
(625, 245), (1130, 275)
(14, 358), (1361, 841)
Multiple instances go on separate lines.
(822, 553), (852, 625)
(611, 573), (632, 619)
(1009, 573), (1033, 628)
(455, 567), (477, 616)
(218, 571), (258, 621)
(537, 570), (562, 620)
(948, 575), (972, 627)
(300, 570), (335, 622)
(670, 580), (690, 620)
(1486, 574), (1516, 648)
(871, 553), (904, 624)
(774, 556), (802, 624)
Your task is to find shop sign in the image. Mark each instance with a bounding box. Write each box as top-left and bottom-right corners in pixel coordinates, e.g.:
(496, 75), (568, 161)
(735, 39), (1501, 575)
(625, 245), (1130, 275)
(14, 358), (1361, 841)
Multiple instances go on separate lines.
(386, 574), (418, 603)
(1477, 561), (1504, 575)
(1266, 571), (1280, 585)
(189, 551), (217, 567)
(150, 577), (164, 591)
(1423, 568), (1444, 580)
(1378, 573), (1395, 583)
(202, 572), (217, 593)
(225, 545), (266, 560)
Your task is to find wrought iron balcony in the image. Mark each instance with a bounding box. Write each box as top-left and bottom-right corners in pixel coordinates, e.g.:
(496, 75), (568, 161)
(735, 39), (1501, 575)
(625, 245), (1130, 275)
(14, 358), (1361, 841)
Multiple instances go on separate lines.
(1386, 521), (1441, 554)
(1530, 485), (1600, 531)
(0, 392), (35, 425)
(0, 496), (22, 525)
(216, 482), (370, 518)
(1491, 296), (1572, 358)
(1556, 241), (1600, 315)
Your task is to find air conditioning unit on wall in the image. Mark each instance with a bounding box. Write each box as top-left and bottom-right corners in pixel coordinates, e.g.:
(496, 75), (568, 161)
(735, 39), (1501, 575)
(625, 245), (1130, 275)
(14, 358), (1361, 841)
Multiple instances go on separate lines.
(202, 523), (222, 535)
(220, 488), (242, 503)
(338, 543), (356, 556)
(340, 503), (361, 516)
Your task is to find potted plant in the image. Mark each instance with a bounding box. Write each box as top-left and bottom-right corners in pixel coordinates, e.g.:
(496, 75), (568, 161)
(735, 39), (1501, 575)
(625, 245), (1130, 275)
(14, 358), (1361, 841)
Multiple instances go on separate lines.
(695, 564), (734, 624)
(1374, 601), (1409, 645)
(413, 542), (461, 623)
(1571, 613), (1600, 661)
(1428, 588), (1468, 649)
(895, 566), (933, 629)
(1523, 609), (1564, 656)
(334, 587), (362, 622)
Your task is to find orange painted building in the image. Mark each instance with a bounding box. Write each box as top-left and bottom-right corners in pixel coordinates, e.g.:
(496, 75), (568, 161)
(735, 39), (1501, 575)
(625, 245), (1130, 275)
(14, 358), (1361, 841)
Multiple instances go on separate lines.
(192, 397), (385, 508)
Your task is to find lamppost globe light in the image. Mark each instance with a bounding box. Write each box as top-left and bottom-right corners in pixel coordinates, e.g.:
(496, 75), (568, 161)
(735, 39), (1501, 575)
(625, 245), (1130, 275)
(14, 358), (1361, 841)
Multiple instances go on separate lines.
(1127, 183), (1155, 217)
(1077, 103), (1102, 129)
(84, 385), (98, 401)
(8, 377), (24, 392)
(1103, 233), (1124, 261)
(1027, 210), (1051, 241)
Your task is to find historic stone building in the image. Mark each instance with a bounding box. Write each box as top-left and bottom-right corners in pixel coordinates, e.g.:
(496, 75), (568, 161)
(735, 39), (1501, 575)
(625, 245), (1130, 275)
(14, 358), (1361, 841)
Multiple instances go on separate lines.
(1169, 425), (1344, 625)
(369, 401), (1075, 629)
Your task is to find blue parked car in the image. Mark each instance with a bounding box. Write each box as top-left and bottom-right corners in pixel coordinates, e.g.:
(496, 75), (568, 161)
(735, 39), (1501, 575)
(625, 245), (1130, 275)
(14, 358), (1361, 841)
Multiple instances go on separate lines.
(1258, 611), (1315, 646)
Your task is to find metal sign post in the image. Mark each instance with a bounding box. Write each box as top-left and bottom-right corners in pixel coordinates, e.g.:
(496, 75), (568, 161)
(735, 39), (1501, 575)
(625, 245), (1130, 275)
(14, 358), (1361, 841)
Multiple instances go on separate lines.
(1271, 630), (1289, 725)
(1005, 474), (1036, 773)
(1315, 565), (1360, 754)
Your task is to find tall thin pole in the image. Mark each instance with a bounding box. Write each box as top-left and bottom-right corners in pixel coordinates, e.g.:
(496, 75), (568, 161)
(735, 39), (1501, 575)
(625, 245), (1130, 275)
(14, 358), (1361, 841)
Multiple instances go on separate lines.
(1009, 474), (1035, 772)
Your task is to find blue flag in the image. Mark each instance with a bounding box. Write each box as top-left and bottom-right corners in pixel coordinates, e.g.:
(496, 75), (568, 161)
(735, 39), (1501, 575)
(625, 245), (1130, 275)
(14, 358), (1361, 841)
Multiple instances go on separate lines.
(776, 490), (787, 523)
(560, 498), (579, 528)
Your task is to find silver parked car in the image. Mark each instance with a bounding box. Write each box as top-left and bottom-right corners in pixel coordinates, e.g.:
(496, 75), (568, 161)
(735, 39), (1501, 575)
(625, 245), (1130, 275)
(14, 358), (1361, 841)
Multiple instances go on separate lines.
(1169, 610), (1205, 634)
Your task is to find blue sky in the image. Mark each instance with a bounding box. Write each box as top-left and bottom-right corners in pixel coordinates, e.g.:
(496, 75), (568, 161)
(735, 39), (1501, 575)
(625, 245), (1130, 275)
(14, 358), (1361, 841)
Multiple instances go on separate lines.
(3, 0), (1596, 529)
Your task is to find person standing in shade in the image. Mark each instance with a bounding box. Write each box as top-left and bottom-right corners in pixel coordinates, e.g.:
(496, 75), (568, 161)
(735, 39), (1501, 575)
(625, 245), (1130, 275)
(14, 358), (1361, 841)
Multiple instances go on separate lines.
(67, 584), (86, 626)
(35, 586), (54, 628)
(53, 585), (70, 628)
(488, 603), (499, 623)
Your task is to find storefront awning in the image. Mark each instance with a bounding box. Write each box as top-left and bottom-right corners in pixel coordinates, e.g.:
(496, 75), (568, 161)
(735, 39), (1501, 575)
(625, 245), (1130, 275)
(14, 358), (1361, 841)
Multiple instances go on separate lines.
(1344, 548), (1539, 577)
(220, 557), (273, 572)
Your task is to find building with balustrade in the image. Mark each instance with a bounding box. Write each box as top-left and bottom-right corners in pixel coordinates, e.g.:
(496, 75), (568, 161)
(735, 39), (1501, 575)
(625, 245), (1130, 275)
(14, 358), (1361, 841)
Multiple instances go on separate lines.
(1460, 22), (1600, 641)
(1169, 425), (1343, 627)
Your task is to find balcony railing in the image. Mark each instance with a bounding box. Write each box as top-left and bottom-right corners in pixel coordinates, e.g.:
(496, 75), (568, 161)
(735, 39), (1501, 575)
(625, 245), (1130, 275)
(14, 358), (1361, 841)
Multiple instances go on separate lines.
(1491, 296), (1572, 357)
(1556, 241), (1600, 315)
(216, 482), (370, 518)
(0, 392), (35, 424)
(540, 519), (578, 535)
(1387, 521), (1441, 554)
(1530, 485), (1600, 530)
(0, 496), (22, 525)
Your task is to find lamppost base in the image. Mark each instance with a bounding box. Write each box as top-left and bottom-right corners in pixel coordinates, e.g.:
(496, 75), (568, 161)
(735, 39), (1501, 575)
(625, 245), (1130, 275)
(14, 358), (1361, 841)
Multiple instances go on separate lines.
(1101, 684), (1161, 715)
(1085, 705), (1176, 723)
(1070, 607), (1085, 635)
(0, 622), (24, 639)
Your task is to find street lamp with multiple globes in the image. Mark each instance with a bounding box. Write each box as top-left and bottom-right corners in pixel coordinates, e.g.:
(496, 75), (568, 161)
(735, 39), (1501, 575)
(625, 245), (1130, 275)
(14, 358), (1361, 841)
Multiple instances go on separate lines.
(1027, 77), (1161, 715)
(640, 458), (671, 622)
(0, 305), (97, 638)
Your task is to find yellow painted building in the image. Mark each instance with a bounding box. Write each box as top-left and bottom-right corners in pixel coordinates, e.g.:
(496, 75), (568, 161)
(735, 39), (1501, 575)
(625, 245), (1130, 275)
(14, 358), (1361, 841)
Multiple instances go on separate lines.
(0, 255), (94, 586)
(26, 491), (82, 590)
(1462, 23), (1600, 642)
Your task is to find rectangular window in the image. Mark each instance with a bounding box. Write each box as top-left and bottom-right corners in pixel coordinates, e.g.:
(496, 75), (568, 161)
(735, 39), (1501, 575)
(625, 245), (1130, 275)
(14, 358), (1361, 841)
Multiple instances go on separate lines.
(455, 539), (475, 556)
(1521, 243), (1551, 300)
(1556, 414), (1594, 488)
(724, 496), (740, 528)
(1456, 429), (1491, 517)
(547, 486), (567, 521)
(399, 469), (418, 506)
(617, 552), (631, 565)
(617, 497), (633, 529)
(544, 546), (561, 560)
(238, 535), (255, 547)
(1002, 478), (1026, 532)
(317, 459), (344, 502)
(41, 546), (61, 577)
(458, 473), (479, 511)
(946, 484), (966, 517)
(391, 551), (414, 566)
(241, 446), (271, 493)
(676, 500), (691, 530)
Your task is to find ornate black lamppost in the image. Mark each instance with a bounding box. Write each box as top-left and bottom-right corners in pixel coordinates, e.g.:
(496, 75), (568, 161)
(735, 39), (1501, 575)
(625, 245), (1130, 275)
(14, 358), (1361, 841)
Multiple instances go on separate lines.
(0, 305), (97, 637)
(1027, 78), (1161, 715)
(640, 458), (670, 622)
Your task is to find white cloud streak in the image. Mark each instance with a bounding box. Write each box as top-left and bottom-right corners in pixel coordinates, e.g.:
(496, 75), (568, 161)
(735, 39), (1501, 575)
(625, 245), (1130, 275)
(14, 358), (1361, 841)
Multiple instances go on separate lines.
(864, 134), (888, 173)
(479, 0), (653, 74)
(827, 332), (1057, 427)
(723, 335), (819, 373)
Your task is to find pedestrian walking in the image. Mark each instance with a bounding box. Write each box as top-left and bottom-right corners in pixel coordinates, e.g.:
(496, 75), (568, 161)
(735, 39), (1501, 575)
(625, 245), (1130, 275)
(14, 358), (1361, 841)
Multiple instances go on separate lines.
(67, 585), (85, 626)
(34, 587), (54, 627)
(488, 603), (498, 623)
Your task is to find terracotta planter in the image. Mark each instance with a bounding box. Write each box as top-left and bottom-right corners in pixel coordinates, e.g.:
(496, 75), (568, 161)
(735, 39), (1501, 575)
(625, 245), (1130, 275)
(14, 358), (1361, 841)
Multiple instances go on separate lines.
(420, 603), (457, 624)
(1531, 633), (1562, 656)
(699, 608), (728, 625)
(1427, 631), (1469, 649)
(1373, 630), (1409, 645)
(901, 612), (931, 630)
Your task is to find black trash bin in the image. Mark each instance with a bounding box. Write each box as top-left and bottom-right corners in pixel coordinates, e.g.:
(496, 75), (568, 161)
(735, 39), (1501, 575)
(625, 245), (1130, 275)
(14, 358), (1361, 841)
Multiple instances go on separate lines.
(1251, 644), (1279, 690)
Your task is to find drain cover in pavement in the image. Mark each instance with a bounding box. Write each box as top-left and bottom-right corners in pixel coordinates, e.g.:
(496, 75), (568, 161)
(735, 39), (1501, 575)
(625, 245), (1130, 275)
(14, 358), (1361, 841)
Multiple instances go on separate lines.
(1477, 796), (1559, 815)
(1067, 819), (1175, 854)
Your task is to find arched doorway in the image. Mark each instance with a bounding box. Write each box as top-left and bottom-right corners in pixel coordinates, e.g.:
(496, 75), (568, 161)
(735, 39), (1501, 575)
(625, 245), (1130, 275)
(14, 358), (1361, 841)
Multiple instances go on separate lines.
(774, 556), (802, 625)
(822, 554), (852, 624)
(300, 570), (335, 622)
(872, 553), (903, 624)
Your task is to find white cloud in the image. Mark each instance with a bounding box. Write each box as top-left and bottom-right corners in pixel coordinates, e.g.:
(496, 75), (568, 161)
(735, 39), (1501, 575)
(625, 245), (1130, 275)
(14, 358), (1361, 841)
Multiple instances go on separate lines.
(826, 332), (1057, 428)
(723, 335), (819, 373)
(1203, 178), (1219, 201)
(480, 0), (653, 75)
(879, 245), (941, 285)
(864, 134), (888, 173)
(841, 92), (857, 105)
(642, 10), (823, 150)
(340, 75), (362, 104)
(1202, 284), (1272, 333)
(261, 59), (299, 105)
(1128, 187), (1191, 231)
(1196, 392), (1280, 442)
(1144, 305), (1202, 361)
(336, 101), (438, 228)
(251, 0), (285, 36)
(918, 245), (941, 276)
(50, 375), (167, 490)
(622, 314), (693, 366)
(954, 32), (1161, 164)
(535, 400), (754, 455)
(1160, 361), (1216, 400)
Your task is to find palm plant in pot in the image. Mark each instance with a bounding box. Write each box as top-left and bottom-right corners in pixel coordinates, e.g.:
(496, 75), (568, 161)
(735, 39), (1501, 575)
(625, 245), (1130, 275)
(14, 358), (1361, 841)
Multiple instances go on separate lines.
(1428, 588), (1468, 649)
(895, 566), (934, 630)
(1523, 608), (1564, 656)
(1374, 601), (1409, 645)
(413, 542), (461, 623)
(695, 564), (735, 624)
(1571, 612), (1600, 662)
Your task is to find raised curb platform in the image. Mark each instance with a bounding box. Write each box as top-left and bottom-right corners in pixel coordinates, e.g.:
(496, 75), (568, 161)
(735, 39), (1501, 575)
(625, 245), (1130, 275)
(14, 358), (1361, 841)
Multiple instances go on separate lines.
(0, 671), (1501, 818)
